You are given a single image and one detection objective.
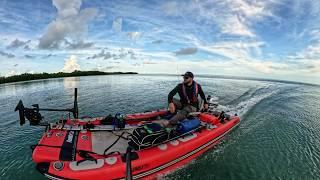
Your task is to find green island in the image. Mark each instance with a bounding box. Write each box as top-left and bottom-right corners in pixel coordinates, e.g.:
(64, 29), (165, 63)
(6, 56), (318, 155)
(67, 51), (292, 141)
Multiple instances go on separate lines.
(0, 71), (138, 84)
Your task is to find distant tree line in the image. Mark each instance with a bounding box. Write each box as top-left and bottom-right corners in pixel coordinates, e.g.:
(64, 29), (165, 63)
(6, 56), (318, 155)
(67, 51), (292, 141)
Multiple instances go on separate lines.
(0, 71), (138, 84)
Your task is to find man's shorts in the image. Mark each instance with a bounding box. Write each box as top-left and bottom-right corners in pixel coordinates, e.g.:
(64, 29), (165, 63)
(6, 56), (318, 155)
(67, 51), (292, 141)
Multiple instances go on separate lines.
(169, 99), (197, 124)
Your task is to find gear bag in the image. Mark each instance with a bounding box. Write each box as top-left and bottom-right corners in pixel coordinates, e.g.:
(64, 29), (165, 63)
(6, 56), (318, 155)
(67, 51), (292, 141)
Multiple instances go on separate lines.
(128, 123), (173, 150)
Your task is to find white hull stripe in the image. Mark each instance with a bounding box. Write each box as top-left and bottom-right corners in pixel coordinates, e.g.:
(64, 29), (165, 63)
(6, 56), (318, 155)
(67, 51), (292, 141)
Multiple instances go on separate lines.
(45, 174), (64, 180)
(122, 122), (240, 179)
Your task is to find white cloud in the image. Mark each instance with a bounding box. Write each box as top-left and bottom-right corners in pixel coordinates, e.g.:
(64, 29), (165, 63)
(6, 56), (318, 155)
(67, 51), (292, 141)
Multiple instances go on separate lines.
(306, 61), (320, 73)
(186, 36), (320, 76)
(143, 60), (157, 64)
(235, 59), (288, 74)
(227, 0), (270, 19)
(87, 49), (112, 59)
(3, 0), (319, 84)
(218, 0), (274, 37)
(298, 44), (320, 59)
(102, 59), (243, 76)
(288, 42), (320, 60)
(127, 32), (141, 40)
(6, 39), (31, 49)
(24, 55), (34, 59)
(65, 40), (94, 49)
(0, 50), (15, 58)
(24, 45), (31, 50)
(61, 55), (81, 72)
(152, 40), (163, 44)
(39, 0), (97, 49)
(193, 39), (265, 60)
(162, 1), (180, 16)
(112, 17), (123, 32)
(286, 42), (320, 74)
(106, 57), (320, 84)
(86, 47), (144, 61)
(6, 70), (20, 77)
(161, 0), (275, 37)
(220, 15), (255, 37)
(309, 30), (320, 42)
(135, 50), (177, 61)
(53, 0), (81, 18)
(175, 47), (198, 55)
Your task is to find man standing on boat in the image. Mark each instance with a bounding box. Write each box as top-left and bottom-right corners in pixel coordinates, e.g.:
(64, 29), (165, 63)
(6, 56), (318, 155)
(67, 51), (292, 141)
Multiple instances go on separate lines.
(163, 71), (208, 126)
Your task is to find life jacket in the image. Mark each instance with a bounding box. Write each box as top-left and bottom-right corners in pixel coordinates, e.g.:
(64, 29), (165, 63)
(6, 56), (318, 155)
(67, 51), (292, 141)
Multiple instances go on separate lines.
(182, 81), (198, 104)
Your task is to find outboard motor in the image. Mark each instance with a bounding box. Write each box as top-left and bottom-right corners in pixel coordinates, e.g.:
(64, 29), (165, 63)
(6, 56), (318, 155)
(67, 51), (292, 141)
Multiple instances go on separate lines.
(206, 95), (233, 122)
(208, 95), (219, 109)
(206, 95), (220, 115)
(15, 100), (42, 126)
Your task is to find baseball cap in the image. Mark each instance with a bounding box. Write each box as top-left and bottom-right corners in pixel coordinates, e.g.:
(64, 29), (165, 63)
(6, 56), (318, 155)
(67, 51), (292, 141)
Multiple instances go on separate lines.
(181, 71), (194, 78)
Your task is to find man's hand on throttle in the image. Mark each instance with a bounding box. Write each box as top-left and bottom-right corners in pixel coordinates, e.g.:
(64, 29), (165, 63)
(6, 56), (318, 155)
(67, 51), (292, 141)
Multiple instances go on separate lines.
(169, 102), (175, 113)
(204, 103), (209, 110)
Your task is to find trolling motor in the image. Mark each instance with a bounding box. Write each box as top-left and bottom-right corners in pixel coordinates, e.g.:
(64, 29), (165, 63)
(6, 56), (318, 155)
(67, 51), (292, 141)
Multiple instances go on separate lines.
(14, 88), (79, 126)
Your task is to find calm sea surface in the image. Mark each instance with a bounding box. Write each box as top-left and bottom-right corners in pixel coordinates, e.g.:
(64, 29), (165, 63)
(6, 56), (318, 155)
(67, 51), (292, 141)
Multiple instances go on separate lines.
(0, 75), (320, 179)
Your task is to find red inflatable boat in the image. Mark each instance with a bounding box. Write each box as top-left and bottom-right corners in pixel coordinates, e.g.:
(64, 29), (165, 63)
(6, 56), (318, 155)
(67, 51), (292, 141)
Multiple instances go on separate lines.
(14, 89), (240, 179)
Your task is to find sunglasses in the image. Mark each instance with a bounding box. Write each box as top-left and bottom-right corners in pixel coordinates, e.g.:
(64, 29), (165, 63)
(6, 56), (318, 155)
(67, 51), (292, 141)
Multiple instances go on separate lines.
(183, 76), (190, 80)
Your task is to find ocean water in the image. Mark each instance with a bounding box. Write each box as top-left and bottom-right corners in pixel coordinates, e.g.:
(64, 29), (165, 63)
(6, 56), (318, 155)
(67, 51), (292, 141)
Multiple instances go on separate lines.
(0, 74), (320, 180)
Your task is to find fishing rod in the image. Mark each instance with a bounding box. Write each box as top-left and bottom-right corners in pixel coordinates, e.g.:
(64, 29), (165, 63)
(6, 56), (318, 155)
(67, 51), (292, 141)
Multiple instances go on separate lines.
(14, 88), (79, 126)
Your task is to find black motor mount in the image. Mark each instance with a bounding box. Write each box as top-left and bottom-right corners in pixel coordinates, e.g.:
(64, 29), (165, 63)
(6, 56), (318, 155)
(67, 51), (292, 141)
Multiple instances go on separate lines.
(14, 88), (79, 126)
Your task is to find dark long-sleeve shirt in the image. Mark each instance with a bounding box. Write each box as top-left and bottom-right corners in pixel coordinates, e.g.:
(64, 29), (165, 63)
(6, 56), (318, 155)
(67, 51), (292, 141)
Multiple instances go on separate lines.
(168, 81), (208, 108)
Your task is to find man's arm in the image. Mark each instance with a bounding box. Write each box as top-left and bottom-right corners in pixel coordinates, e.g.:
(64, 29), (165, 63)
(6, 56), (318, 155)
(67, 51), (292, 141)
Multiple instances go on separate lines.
(198, 84), (208, 104)
(168, 85), (179, 103)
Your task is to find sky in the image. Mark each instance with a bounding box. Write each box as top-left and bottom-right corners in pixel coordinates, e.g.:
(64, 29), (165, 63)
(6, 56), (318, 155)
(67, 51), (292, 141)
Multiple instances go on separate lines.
(1, 0), (320, 84)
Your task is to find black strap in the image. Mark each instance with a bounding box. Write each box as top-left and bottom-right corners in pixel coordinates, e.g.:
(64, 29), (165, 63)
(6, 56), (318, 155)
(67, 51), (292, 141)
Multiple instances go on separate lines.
(111, 131), (131, 140)
(76, 151), (97, 165)
(103, 132), (125, 155)
(59, 131), (79, 161)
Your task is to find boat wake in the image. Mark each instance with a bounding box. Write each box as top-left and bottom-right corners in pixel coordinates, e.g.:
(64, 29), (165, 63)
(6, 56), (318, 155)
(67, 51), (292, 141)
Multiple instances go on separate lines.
(209, 84), (280, 118)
